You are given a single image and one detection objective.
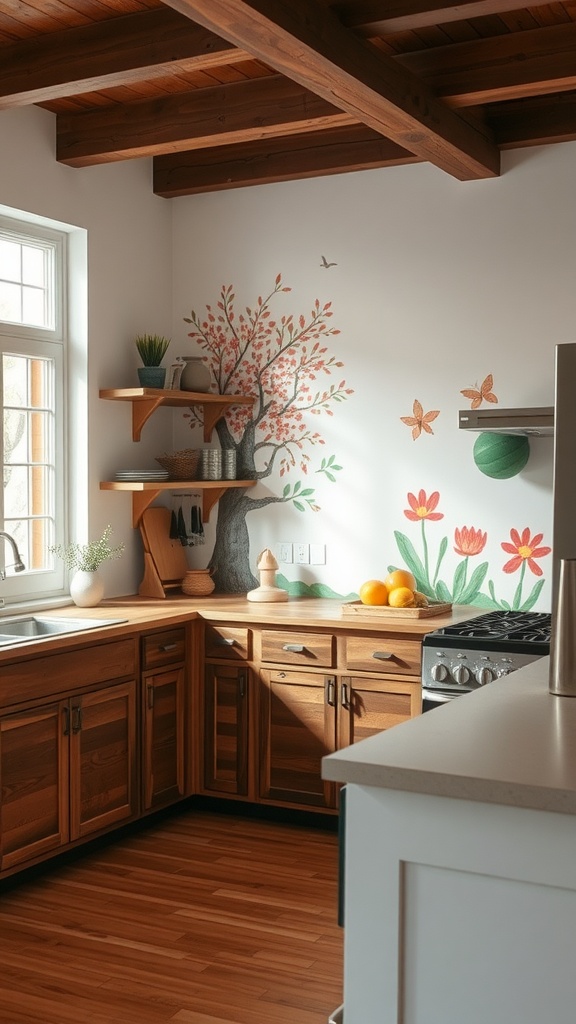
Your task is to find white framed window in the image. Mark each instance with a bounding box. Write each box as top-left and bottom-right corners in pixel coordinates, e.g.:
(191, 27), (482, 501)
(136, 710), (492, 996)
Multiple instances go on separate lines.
(0, 216), (66, 602)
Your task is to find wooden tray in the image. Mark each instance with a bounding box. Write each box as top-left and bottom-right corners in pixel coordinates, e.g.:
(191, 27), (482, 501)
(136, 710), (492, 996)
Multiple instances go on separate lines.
(341, 600), (452, 618)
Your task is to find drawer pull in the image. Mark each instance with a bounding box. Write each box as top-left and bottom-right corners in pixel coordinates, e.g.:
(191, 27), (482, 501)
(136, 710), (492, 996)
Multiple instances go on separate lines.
(159, 643), (178, 652)
(62, 706), (70, 736)
(147, 683), (154, 709)
(217, 638), (236, 646)
(325, 677), (336, 707)
(372, 651), (394, 661)
(239, 671), (246, 699)
(341, 681), (350, 709)
(283, 643), (305, 653)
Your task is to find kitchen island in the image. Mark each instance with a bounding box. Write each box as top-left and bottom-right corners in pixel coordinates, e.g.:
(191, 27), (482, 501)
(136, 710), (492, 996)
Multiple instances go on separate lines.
(322, 658), (576, 1024)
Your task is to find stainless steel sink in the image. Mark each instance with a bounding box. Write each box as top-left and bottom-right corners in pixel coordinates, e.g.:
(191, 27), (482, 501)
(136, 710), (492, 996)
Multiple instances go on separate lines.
(0, 615), (127, 645)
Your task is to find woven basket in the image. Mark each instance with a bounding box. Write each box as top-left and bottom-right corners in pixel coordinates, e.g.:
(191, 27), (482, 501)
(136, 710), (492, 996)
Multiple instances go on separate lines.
(182, 569), (215, 596)
(155, 449), (200, 481)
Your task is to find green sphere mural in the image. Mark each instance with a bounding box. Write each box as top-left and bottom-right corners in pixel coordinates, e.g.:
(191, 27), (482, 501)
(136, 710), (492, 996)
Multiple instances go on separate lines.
(473, 432), (530, 479)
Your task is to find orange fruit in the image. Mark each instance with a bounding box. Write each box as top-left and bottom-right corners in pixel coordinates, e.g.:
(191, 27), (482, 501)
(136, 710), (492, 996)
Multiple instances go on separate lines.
(384, 568), (416, 593)
(388, 586), (416, 608)
(359, 579), (389, 606)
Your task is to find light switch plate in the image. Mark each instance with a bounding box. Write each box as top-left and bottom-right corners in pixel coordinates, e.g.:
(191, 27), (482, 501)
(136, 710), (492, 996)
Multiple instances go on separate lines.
(310, 543), (326, 565)
(277, 542), (293, 563)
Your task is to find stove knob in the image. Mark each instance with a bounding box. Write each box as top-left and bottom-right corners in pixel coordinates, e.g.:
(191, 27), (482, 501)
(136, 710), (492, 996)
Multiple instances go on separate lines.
(452, 664), (470, 685)
(431, 663), (449, 683)
(476, 665), (495, 686)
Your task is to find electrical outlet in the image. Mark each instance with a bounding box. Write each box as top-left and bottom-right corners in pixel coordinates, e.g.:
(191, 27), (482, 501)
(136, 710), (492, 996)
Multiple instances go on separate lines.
(294, 542), (310, 564)
(277, 542), (293, 563)
(310, 543), (326, 565)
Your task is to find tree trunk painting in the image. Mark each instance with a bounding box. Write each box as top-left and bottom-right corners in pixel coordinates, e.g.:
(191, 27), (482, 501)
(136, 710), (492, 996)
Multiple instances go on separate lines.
(184, 275), (353, 593)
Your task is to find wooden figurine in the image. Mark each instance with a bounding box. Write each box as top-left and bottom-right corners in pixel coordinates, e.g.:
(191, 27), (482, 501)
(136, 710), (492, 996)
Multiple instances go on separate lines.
(247, 548), (289, 602)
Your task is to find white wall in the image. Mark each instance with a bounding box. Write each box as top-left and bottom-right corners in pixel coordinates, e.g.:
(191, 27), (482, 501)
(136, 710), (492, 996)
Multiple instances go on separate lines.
(169, 144), (576, 610)
(2, 106), (574, 608)
(0, 107), (173, 598)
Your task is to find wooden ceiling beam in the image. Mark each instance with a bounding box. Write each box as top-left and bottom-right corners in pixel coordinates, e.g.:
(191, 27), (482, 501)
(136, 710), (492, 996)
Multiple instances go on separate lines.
(0, 8), (247, 110)
(153, 124), (420, 196)
(397, 23), (576, 107)
(330, 0), (536, 35)
(488, 92), (576, 148)
(56, 76), (354, 167)
(160, 0), (500, 180)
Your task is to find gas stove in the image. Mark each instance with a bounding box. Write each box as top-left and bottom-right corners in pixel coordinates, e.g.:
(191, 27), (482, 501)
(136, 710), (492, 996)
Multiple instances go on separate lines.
(421, 610), (551, 695)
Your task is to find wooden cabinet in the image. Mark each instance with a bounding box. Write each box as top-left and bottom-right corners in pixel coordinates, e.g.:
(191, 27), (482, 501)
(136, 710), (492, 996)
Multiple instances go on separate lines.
(141, 628), (187, 811)
(202, 625), (253, 798)
(203, 662), (250, 797)
(0, 680), (138, 872)
(337, 676), (421, 748)
(259, 669), (337, 809)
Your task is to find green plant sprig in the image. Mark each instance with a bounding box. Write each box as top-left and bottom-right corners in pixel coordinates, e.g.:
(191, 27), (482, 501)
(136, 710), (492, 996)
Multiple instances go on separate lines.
(135, 334), (171, 366)
(49, 525), (125, 573)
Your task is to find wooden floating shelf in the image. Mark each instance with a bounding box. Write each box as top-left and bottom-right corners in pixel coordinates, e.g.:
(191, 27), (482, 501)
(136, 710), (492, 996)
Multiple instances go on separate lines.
(99, 387), (255, 442)
(100, 479), (257, 528)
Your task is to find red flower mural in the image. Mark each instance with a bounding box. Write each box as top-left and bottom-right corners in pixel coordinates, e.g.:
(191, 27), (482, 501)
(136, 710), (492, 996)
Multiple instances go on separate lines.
(454, 526), (487, 557)
(501, 528), (551, 577)
(404, 490), (444, 522)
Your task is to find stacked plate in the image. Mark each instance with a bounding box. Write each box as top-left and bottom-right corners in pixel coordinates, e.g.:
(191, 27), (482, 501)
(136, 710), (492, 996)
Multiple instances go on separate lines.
(114, 468), (170, 482)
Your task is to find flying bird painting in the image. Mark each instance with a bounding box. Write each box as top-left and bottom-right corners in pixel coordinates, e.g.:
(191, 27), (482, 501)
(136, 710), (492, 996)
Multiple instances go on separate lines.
(320, 255), (337, 268)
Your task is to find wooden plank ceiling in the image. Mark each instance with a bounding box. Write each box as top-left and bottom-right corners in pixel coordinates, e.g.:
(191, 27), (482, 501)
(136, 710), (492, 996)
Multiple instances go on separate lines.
(2, 0), (576, 196)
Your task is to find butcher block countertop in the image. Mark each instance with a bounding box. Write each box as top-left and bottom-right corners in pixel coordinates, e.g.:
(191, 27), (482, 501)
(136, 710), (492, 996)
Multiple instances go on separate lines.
(322, 657), (576, 816)
(0, 594), (483, 664)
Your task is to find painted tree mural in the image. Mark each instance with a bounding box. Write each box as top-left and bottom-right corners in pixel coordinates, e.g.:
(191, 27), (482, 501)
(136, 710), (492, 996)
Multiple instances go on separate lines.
(184, 275), (353, 592)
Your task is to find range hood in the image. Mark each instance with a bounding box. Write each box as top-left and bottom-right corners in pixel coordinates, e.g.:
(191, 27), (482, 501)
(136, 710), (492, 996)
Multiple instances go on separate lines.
(459, 406), (554, 436)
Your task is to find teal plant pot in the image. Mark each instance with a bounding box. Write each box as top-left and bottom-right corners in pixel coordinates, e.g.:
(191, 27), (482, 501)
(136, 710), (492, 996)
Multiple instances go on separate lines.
(138, 366), (166, 388)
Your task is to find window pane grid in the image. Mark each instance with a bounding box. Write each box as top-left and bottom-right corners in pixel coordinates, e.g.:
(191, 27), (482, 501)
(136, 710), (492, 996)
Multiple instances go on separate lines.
(0, 236), (53, 331)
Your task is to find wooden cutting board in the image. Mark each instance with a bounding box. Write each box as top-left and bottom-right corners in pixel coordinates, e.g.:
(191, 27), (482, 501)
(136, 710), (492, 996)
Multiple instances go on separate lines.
(140, 507), (188, 583)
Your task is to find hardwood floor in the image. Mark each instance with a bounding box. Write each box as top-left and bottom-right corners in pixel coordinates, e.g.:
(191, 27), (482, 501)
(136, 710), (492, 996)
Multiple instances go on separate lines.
(0, 806), (343, 1024)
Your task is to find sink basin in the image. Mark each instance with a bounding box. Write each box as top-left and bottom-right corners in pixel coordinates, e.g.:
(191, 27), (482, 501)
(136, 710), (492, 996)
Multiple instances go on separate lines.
(0, 615), (127, 644)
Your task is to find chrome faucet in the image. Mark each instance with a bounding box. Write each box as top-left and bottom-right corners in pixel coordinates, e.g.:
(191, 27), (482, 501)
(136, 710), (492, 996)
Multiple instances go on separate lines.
(0, 532), (26, 577)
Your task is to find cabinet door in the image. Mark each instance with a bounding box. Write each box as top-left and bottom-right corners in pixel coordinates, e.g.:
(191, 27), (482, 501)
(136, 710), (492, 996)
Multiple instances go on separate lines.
(0, 700), (69, 871)
(69, 681), (138, 840)
(143, 666), (185, 811)
(338, 675), (421, 748)
(203, 663), (249, 797)
(259, 670), (337, 809)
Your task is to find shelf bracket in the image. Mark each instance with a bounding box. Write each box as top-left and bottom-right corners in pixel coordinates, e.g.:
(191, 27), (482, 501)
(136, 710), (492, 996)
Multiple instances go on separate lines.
(191, 401), (229, 442)
(132, 398), (165, 442)
(202, 487), (227, 522)
(131, 489), (161, 527)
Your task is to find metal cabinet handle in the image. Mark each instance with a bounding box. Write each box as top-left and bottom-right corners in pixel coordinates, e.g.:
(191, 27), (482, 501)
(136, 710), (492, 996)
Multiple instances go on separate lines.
(63, 706), (70, 736)
(325, 677), (336, 707)
(71, 704), (82, 734)
(218, 637), (236, 646)
(159, 643), (178, 652)
(147, 683), (154, 709)
(341, 681), (350, 709)
(283, 643), (305, 653)
(239, 671), (246, 699)
(372, 651), (394, 661)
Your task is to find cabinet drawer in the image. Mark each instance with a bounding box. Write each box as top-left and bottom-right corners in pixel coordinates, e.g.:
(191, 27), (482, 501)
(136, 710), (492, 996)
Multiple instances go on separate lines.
(205, 625), (251, 661)
(142, 628), (186, 670)
(0, 639), (136, 708)
(344, 635), (421, 676)
(261, 630), (335, 668)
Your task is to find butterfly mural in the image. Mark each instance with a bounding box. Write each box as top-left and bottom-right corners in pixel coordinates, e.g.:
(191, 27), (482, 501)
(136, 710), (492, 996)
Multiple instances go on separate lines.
(401, 399), (440, 440)
(460, 373), (498, 409)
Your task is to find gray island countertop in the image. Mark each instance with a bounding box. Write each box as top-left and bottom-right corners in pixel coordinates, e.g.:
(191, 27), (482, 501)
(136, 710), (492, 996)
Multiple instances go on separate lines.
(323, 656), (576, 815)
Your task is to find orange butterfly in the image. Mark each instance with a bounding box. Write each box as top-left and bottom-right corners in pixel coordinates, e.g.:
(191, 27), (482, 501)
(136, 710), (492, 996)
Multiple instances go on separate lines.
(400, 399), (440, 440)
(460, 373), (498, 410)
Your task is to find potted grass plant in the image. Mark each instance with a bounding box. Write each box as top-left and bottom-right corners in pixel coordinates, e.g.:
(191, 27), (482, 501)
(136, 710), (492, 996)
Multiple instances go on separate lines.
(135, 333), (171, 388)
(50, 524), (125, 607)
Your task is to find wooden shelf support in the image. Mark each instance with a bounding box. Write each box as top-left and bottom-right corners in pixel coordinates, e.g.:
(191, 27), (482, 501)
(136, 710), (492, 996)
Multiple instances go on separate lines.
(100, 479), (256, 528)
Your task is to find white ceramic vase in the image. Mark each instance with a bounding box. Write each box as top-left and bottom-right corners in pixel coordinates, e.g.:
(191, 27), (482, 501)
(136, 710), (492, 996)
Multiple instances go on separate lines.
(70, 569), (105, 608)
